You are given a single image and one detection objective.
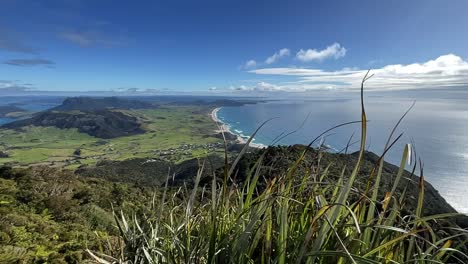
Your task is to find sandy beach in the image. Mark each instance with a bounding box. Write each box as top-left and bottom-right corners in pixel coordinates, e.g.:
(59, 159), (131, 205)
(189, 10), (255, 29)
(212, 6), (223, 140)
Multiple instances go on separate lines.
(211, 107), (265, 148)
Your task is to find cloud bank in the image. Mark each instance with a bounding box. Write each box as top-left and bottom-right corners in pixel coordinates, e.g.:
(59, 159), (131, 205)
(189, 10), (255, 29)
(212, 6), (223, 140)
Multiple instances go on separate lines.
(243, 44), (345, 69)
(248, 54), (468, 91)
(229, 82), (283, 92)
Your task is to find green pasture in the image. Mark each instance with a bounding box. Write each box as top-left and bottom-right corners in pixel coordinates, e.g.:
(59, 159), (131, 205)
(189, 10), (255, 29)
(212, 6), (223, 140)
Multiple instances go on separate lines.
(0, 106), (222, 167)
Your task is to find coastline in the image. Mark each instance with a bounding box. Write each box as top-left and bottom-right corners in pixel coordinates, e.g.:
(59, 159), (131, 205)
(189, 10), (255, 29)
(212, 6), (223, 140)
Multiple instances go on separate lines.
(211, 107), (266, 149)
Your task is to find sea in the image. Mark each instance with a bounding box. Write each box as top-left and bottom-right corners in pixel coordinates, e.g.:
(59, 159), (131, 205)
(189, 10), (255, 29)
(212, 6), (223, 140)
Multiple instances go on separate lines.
(0, 96), (64, 124)
(217, 89), (468, 214)
(0, 117), (16, 125)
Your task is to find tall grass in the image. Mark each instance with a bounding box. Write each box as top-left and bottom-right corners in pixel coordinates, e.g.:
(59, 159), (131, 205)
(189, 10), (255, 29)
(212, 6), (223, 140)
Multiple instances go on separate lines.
(89, 74), (468, 263)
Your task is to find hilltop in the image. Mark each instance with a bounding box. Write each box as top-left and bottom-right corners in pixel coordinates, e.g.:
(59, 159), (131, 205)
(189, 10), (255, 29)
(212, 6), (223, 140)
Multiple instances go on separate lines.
(2, 110), (145, 139)
(1, 97), (156, 139)
(51, 97), (157, 111)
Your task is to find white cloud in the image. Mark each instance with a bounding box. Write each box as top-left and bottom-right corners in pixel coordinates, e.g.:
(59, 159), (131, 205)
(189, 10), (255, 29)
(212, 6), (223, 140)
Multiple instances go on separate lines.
(230, 82), (287, 92)
(0, 80), (34, 94)
(248, 54), (468, 91)
(244, 59), (257, 69)
(112, 87), (161, 94)
(230, 85), (250, 91)
(296, 43), (346, 62)
(265, 48), (290, 64)
(250, 68), (328, 76)
(242, 44), (346, 69)
(237, 85), (251, 91)
(242, 48), (290, 70)
(253, 82), (282, 91)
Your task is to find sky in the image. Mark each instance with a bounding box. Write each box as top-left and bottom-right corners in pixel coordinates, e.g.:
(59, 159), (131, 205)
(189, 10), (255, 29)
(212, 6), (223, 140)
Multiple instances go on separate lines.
(1, 0), (468, 94)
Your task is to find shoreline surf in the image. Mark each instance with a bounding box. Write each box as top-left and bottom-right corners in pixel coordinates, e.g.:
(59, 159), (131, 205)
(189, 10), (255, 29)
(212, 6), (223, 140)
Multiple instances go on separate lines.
(211, 107), (266, 149)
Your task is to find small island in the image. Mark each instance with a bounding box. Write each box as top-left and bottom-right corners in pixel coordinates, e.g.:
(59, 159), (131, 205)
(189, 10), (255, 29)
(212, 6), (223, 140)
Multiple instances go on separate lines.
(0, 105), (28, 118)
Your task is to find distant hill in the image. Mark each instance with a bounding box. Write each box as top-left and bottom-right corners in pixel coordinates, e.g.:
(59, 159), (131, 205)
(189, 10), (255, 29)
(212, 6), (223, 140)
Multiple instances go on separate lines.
(0, 105), (26, 117)
(169, 98), (263, 107)
(52, 96), (157, 111)
(2, 110), (145, 139)
(0, 97), (154, 138)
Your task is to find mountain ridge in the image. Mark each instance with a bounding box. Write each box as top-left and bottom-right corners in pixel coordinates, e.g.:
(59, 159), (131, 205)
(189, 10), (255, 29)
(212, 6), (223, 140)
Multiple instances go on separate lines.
(51, 97), (157, 111)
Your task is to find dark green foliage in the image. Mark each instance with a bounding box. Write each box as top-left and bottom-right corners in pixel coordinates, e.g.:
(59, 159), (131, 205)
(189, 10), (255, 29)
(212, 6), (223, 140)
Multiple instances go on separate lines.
(76, 155), (224, 186)
(0, 151), (9, 158)
(0, 165), (156, 262)
(73, 148), (81, 156)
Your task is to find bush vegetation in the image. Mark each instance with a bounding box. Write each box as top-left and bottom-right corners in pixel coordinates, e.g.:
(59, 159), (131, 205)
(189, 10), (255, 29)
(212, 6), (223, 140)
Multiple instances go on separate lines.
(0, 165), (157, 263)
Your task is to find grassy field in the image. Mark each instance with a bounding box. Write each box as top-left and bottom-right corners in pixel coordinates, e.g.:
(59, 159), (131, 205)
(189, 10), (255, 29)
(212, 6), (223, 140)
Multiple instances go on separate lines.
(0, 105), (224, 168)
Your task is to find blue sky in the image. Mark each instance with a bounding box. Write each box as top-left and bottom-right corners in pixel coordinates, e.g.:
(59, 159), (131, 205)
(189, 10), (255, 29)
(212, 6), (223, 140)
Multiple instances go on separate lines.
(1, 0), (468, 94)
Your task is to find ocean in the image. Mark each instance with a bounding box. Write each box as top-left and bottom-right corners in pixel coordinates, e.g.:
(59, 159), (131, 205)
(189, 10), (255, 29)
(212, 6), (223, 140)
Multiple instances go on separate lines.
(0, 96), (63, 125)
(0, 118), (16, 125)
(217, 92), (468, 214)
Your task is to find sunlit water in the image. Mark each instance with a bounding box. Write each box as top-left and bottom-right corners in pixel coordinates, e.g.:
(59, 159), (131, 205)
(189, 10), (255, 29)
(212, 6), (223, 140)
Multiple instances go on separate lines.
(218, 95), (468, 214)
